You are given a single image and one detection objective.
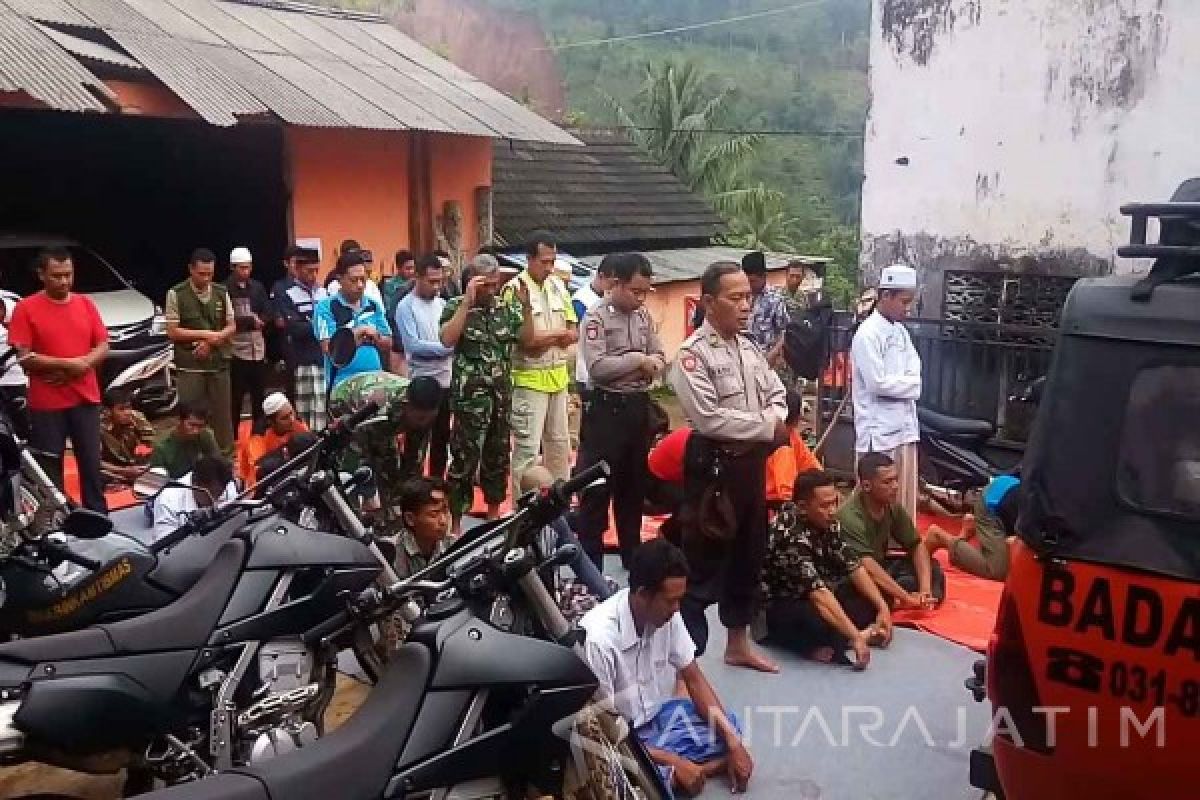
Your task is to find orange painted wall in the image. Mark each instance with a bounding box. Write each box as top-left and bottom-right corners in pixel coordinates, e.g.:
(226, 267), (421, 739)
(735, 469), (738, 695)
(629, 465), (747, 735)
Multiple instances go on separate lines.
(106, 79), (195, 118)
(287, 127), (411, 281)
(429, 134), (492, 257)
(287, 128), (491, 281)
(648, 270), (789, 357)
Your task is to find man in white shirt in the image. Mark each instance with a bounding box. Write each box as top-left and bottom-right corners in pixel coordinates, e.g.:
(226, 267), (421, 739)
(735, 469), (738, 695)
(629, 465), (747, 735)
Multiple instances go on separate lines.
(580, 539), (753, 797)
(151, 455), (238, 543)
(395, 255), (454, 481)
(850, 264), (923, 521)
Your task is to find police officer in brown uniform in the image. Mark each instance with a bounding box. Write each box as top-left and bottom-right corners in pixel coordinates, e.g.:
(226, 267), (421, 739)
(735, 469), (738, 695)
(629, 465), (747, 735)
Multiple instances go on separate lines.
(670, 261), (789, 673)
(575, 253), (666, 572)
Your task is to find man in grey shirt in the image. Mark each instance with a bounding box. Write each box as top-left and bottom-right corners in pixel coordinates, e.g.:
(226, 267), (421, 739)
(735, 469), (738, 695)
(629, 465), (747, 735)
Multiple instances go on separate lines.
(395, 254), (454, 480)
(574, 253), (666, 571)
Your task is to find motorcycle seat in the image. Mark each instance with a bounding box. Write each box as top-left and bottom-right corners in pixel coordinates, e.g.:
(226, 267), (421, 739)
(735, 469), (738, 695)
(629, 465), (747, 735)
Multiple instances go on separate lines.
(0, 540), (246, 665)
(918, 407), (995, 439)
(147, 514), (245, 596)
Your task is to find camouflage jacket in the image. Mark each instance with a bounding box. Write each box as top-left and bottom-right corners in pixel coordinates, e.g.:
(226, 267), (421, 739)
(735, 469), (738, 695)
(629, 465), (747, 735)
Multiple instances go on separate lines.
(327, 370), (410, 429)
(440, 295), (523, 395)
(762, 504), (862, 603)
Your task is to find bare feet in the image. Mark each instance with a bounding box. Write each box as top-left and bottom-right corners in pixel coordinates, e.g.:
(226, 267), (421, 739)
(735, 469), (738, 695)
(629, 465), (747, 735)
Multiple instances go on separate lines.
(725, 645), (781, 673)
(806, 646), (836, 664)
(924, 527), (955, 554)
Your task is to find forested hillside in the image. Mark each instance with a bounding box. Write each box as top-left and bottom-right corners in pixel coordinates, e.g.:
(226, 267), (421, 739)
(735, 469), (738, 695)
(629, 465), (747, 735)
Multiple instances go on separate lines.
(323, 0), (869, 289)
(484, 0), (870, 234)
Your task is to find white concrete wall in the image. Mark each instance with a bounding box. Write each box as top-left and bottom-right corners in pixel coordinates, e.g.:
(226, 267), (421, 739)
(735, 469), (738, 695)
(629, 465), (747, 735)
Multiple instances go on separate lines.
(861, 0), (1200, 291)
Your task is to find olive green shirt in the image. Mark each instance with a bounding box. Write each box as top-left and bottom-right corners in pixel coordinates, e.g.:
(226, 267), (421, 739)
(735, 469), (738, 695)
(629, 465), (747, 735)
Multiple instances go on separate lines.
(149, 429), (221, 479)
(836, 489), (920, 561)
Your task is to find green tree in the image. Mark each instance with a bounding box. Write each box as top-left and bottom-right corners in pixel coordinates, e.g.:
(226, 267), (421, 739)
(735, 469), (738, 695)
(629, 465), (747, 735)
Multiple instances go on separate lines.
(722, 185), (801, 251)
(602, 61), (763, 199)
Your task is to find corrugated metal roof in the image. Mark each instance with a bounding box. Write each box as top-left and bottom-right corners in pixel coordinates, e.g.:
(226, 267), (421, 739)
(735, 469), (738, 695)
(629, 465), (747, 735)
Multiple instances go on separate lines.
(108, 30), (268, 125)
(0, 2), (112, 111)
(3, 0), (88, 27)
(192, 41), (343, 127)
(1, 0), (578, 143)
(36, 20), (142, 70)
(580, 247), (801, 286)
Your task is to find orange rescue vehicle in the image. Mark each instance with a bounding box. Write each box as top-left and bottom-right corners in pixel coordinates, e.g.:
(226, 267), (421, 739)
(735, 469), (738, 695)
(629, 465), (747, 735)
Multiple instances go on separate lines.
(973, 187), (1200, 799)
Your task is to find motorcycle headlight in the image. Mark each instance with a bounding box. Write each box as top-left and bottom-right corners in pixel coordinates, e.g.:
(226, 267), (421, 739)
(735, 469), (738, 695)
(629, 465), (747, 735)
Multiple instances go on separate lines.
(150, 307), (168, 336)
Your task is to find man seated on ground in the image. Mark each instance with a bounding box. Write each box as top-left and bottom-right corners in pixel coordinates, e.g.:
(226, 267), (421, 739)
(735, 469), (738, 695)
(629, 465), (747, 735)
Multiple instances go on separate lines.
(761, 470), (892, 670)
(393, 476), (454, 578)
(765, 390), (821, 508)
(100, 389), (156, 484)
(580, 538), (753, 797)
(519, 466), (614, 618)
(151, 454), (238, 542)
(838, 452), (945, 610)
(924, 474), (1018, 582)
(236, 392), (309, 486)
(149, 403), (221, 479)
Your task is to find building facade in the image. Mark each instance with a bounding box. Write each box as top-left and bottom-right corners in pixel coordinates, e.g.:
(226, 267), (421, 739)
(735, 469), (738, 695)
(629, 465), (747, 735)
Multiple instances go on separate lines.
(861, 0), (1200, 317)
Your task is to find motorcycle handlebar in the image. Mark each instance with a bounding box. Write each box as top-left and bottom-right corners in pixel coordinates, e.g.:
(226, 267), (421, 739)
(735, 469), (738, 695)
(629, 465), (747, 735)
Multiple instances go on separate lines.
(330, 401), (381, 435)
(552, 462), (609, 502)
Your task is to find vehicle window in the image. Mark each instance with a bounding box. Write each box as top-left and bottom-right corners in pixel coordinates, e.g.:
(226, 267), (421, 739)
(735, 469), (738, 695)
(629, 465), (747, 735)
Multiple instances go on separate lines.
(0, 246), (128, 297)
(1117, 365), (1200, 520)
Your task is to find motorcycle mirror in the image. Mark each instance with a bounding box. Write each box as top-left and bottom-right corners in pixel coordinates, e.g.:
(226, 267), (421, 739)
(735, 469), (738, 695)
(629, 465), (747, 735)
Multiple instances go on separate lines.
(329, 328), (358, 369)
(61, 508), (113, 540)
(132, 468), (170, 500)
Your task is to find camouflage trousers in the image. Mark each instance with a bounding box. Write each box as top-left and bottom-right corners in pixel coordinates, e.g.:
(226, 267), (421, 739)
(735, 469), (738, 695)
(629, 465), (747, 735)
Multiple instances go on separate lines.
(446, 383), (512, 518)
(339, 427), (410, 536)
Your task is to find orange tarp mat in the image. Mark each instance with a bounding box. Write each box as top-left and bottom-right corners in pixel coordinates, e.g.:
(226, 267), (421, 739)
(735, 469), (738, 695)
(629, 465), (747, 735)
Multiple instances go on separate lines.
(891, 513), (1004, 653)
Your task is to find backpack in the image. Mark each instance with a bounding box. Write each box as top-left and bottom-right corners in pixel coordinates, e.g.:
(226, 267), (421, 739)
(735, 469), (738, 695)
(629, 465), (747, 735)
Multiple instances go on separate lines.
(782, 298), (835, 380)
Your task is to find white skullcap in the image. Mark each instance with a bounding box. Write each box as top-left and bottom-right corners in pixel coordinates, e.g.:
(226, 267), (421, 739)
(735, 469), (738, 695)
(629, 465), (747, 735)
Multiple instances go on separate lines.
(262, 392), (290, 417)
(880, 264), (917, 290)
(230, 246), (253, 265)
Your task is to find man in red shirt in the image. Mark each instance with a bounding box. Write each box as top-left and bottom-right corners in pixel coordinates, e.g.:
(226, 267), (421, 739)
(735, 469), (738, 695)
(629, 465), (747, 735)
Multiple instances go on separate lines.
(8, 247), (110, 512)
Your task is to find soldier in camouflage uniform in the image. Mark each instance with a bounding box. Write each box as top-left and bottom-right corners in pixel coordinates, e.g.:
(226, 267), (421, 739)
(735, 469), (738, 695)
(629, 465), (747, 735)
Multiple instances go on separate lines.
(327, 370), (443, 535)
(439, 255), (525, 533)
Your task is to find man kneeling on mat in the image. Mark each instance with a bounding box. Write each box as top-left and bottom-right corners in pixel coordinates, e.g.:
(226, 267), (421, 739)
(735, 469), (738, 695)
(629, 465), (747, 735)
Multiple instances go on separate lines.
(580, 538), (752, 796)
(761, 470), (893, 669)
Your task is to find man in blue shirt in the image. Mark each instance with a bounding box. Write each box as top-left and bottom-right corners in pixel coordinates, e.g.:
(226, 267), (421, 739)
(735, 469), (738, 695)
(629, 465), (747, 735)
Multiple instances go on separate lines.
(312, 253), (392, 391)
(394, 254), (454, 479)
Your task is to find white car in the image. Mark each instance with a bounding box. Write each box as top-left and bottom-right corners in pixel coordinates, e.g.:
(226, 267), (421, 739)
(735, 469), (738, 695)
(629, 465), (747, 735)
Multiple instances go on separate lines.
(0, 234), (176, 416)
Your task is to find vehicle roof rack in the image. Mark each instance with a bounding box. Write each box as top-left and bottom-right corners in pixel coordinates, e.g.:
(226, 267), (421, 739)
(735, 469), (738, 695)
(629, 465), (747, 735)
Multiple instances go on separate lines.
(1118, 197), (1200, 302)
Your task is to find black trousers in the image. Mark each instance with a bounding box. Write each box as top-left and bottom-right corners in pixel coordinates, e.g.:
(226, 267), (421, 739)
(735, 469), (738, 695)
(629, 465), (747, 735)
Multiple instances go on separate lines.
(402, 392), (452, 481)
(29, 403), (107, 513)
(764, 580), (877, 653)
(575, 389), (651, 571)
(679, 446), (770, 655)
(884, 555), (947, 602)
(230, 358), (268, 428)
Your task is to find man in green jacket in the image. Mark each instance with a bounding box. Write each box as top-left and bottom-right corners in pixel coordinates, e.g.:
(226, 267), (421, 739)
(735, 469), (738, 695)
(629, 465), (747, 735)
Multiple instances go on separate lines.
(166, 248), (237, 453)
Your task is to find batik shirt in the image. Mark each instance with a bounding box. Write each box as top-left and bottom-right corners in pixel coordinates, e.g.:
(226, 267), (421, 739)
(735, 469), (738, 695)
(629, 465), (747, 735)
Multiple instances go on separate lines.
(748, 286), (791, 351)
(100, 408), (156, 467)
(762, 504), (862, 602)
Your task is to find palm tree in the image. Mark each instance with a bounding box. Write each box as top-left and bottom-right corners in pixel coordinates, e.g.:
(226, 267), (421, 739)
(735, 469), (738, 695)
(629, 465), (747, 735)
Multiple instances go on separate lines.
(723, 185), (802, 251)
(603, 61), (763, 199)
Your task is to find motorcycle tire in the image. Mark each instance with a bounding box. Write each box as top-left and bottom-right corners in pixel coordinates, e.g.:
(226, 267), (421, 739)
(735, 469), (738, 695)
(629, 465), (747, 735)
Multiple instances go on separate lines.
(564, 706), (666, 800)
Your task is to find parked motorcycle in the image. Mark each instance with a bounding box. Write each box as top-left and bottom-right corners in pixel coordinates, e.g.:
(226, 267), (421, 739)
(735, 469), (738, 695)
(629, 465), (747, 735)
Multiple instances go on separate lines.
(917, 377), (1043, 499)
(132, 461), (668, 800)
(0, 402), (401, 795)
(0, 395), (400, 640)
(0, 348), (72, 545)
